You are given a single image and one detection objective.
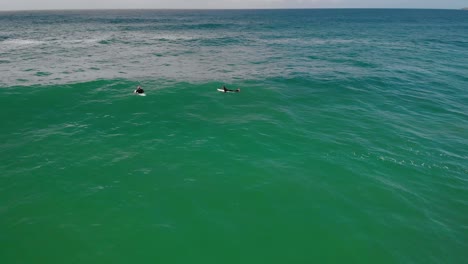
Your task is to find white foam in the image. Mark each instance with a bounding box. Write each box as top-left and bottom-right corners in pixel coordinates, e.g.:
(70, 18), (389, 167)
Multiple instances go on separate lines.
(151, 34), (195, 41)
(2, 39), (44, 46)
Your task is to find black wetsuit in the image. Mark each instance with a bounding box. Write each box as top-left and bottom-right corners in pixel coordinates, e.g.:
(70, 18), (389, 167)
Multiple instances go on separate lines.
(223, 87), (239, 92)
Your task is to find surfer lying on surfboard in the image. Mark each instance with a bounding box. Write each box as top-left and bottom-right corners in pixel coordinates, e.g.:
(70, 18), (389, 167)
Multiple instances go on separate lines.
(222, 86), (240, 93)
(134, 85), (144, 94)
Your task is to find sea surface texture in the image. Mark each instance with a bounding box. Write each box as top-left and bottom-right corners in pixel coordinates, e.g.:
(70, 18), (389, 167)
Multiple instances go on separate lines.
(1, 9), (467, 263)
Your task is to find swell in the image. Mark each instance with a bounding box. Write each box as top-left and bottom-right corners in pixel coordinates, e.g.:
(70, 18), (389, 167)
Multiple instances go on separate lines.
(1, 10), (468, 263)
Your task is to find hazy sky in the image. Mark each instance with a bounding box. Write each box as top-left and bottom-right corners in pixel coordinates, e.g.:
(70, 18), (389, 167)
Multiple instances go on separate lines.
(0, 0), (466, 11)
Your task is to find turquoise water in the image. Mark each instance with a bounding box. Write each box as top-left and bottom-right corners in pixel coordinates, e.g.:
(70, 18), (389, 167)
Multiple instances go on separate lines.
(1, 9), (467, 263)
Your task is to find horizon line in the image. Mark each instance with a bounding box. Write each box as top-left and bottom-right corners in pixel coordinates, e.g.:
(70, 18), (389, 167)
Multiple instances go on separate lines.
(0, 7), (462, 12)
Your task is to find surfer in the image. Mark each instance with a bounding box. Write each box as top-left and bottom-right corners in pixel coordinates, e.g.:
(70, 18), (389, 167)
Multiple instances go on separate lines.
(222, 85), (240, 93)
(135, 85), (144, 94)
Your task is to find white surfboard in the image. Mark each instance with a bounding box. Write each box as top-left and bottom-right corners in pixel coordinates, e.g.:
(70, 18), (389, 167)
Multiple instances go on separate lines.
(217, 88), (240, 93)
(134, 90), (146, 96)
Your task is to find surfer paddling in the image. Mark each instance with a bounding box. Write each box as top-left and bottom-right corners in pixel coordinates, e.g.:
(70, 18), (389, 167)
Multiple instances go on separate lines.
(134, 85), (144, 94)
(222, 85), (240, 93)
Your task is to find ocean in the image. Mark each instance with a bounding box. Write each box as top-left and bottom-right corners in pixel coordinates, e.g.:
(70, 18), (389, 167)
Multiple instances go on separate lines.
(0, 9), (467, 263)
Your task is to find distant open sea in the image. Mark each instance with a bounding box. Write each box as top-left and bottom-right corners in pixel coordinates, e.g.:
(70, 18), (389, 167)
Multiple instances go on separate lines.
(1, 9), (467, 263)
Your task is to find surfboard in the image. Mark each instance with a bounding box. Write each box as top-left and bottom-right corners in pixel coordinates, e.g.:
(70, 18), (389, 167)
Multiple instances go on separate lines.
(134, 90), (146, 96)
(217, 88), (239, 93)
